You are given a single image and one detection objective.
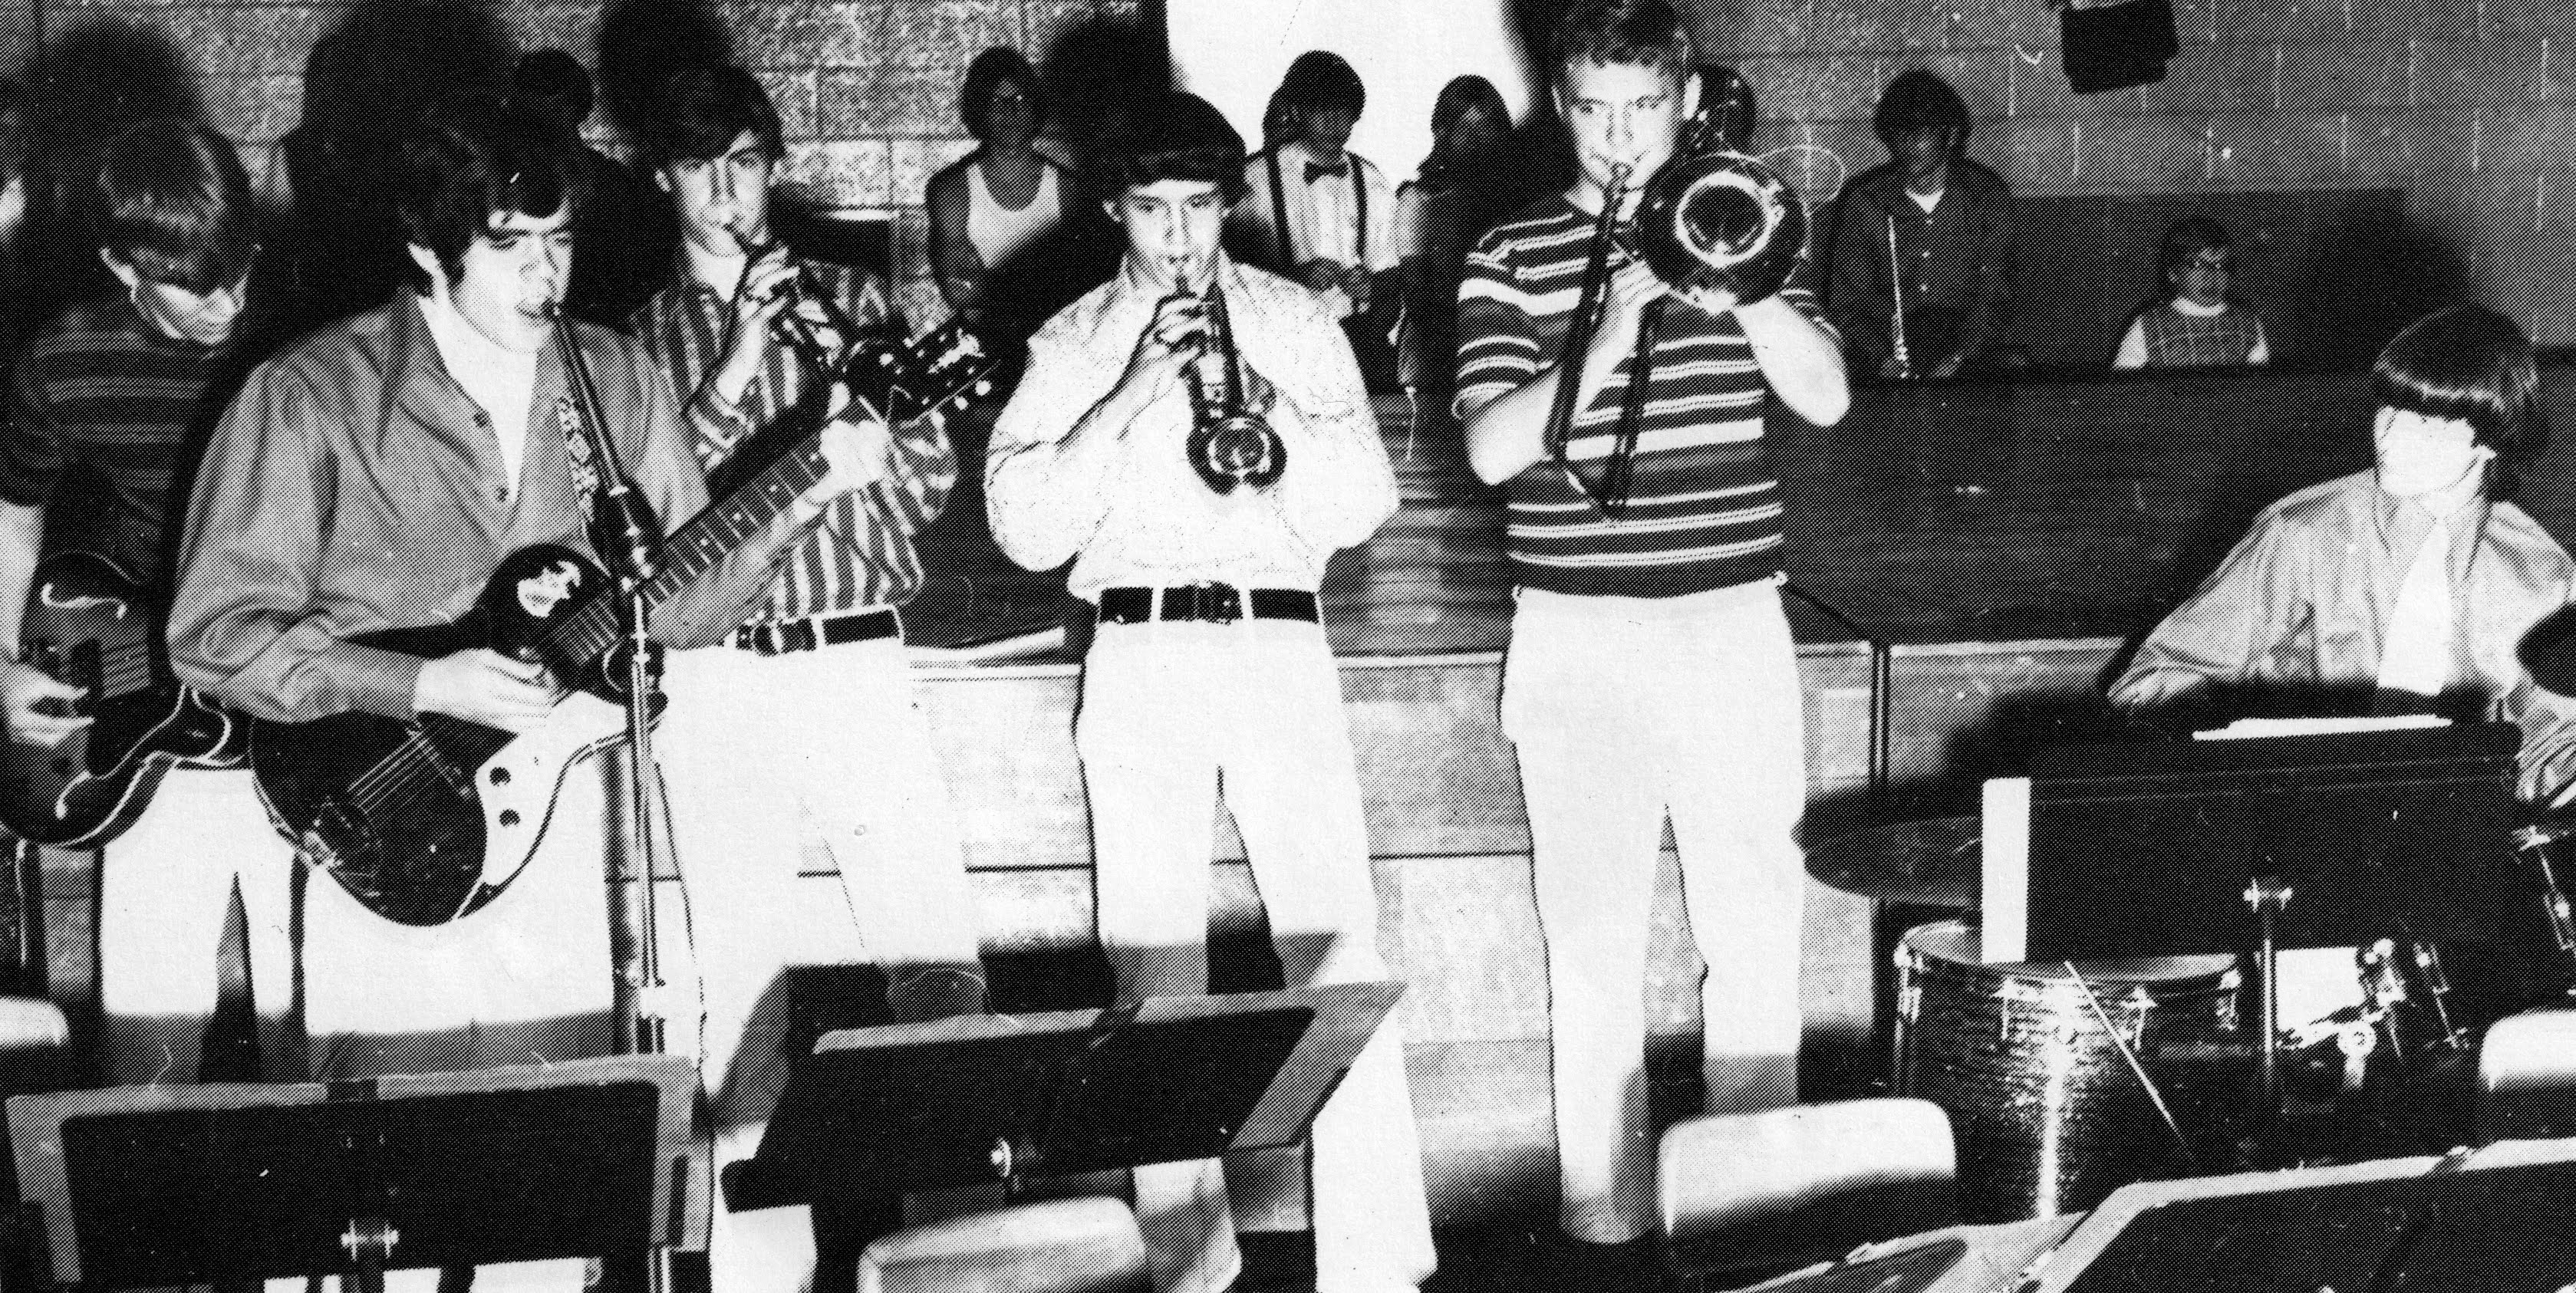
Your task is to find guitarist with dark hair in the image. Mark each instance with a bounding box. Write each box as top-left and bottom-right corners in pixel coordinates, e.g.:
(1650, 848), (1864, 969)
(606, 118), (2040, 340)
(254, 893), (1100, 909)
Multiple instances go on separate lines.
(165, 92), (878, 1293)
(0, 117), (275, 1087)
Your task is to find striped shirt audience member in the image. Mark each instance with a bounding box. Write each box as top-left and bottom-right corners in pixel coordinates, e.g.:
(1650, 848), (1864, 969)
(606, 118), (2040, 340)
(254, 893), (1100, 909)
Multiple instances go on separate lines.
(1454, 196), (1833, 599)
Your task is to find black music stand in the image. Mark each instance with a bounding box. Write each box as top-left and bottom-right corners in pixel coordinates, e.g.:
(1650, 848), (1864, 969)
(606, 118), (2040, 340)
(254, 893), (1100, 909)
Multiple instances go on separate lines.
(729, 982), (1403, 1210)
(5, 1055), (698, 1290)
(2018, 723), (2520, 1113)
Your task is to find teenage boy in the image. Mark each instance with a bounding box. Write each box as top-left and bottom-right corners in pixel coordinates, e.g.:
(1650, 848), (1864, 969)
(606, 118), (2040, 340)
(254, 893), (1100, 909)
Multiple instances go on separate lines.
(1454, 0), (1850, 1248)
(1232, 51), (1402, 387)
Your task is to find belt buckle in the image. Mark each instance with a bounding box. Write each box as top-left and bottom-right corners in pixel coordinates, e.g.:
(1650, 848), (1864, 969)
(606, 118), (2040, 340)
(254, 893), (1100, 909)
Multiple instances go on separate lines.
(1191, 583), (1241, 624)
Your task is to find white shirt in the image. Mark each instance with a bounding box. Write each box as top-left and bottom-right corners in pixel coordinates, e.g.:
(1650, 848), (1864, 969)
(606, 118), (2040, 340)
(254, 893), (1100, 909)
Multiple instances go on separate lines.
(418, 290), (538, 501)
(1234, 140), (1399, 319)
(965, 156), (1066, 273)
(983, 252), (1397, 597)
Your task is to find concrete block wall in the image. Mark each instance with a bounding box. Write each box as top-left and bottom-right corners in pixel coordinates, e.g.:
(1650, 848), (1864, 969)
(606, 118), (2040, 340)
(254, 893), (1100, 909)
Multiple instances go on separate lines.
(1698, 0), (2576, 343)
(17, 0), (1142, 327)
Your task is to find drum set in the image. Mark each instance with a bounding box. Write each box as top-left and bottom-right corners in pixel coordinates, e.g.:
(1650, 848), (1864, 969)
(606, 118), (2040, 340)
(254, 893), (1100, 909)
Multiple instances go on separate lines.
(1810, 815), (2576, 1222)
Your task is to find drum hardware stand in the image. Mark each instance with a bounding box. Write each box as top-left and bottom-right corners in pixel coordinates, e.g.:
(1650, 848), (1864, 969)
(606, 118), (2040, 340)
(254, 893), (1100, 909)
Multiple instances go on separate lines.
(2247, 874), (2292, 1119)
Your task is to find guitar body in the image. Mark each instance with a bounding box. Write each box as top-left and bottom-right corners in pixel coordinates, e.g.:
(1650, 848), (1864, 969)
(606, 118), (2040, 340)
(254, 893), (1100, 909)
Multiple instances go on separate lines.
(249, 545), (636, 926)
(0, 551), (243, 847)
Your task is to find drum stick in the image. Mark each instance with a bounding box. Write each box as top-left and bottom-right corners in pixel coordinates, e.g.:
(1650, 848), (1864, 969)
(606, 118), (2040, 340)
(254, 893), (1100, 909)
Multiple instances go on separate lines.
(2065, 962), (2202, 1171)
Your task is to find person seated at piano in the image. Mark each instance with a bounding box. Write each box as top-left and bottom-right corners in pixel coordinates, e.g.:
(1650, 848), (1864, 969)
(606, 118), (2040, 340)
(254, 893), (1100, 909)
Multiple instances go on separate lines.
(2111, 217), (2271, 370)
(985, 90), (1434, 1293)
(2110, 303), (2576, 806)
(166, 91), (880, 1293)
(0, 118), (278, 1087)
(628, 64), (991, 1291)
(1824, 69), (2015, 381)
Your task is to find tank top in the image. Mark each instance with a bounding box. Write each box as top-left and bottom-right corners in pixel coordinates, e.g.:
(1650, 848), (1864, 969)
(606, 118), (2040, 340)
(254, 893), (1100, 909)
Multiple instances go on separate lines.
(966, 158), (1062, 274)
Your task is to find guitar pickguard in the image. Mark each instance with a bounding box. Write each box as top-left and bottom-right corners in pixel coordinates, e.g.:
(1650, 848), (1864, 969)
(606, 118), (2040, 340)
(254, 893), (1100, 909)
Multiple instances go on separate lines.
(469, 691), (630, 891)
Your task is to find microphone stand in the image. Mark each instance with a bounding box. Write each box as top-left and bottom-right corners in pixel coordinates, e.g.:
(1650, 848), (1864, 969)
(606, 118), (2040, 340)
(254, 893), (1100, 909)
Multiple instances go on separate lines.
(550, 308), (674, 1293)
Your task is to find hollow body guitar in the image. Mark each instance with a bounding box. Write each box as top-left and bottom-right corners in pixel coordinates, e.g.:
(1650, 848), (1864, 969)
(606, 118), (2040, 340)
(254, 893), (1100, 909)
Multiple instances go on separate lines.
(250, 321), (996, 926)
(0, 551), (245, 847)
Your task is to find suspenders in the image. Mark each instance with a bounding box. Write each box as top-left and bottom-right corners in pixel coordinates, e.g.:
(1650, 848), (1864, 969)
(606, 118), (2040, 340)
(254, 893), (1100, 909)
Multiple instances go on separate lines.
(1263, 146), (1369, 268)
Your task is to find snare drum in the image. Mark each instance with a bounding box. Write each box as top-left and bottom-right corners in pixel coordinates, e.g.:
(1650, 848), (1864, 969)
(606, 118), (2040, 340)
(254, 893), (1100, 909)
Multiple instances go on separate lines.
(1894, 920), (2248, 1222)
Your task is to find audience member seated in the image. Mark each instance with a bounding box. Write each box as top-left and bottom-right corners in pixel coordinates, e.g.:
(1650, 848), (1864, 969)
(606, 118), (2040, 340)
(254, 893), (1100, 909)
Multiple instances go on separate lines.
(2111, 216), (2271, 370)
(927, 47), (1071, 343)
(515, 48), (668, 325)
(1231, 50), (1402, 389)
(1825, 69), (2016, 381)
(1393, 74), (1513, 407)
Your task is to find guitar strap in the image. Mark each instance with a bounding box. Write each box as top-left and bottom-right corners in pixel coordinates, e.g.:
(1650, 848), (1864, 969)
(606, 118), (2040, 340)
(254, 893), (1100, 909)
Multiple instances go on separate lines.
(553, 393), (602, 526)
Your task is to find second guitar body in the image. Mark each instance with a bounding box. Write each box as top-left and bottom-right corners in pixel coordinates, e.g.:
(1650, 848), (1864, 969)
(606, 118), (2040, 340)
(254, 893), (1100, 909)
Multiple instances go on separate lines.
(0, 551), (242, 847)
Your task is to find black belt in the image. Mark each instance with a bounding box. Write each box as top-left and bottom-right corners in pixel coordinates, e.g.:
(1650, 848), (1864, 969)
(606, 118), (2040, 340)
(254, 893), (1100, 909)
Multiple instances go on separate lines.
(732, 609), (900, 655)
(1096, 585), (1319, 626)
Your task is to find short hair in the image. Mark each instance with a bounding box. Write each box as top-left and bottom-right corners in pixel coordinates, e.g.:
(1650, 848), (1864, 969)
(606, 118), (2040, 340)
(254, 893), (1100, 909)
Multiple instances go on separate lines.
(1098, 91), (1247, 202)
(638, 66), (784, 167)
(1430, 74), (1509, 140)
(394, 93), (587, 291)
(513, 49), (595, 129)
(2159, 216), (2234, 278)
(1277, 51), (1364, 120)
(1875, 69), (1972, 150)
(960, 48), (1048, 141)
(2373, 303), (2547, 491)
(1552, 0), (1692, 87)
(92, 118), (258, 294)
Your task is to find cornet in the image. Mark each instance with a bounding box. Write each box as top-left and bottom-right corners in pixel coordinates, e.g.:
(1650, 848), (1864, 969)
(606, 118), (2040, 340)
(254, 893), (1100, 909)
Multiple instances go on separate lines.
(1181, 275), (1286, 494)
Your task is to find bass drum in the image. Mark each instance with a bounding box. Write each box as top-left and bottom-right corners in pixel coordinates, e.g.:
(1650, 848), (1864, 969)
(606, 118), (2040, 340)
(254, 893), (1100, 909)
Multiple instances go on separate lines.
(1895, 920), (2250, 1222)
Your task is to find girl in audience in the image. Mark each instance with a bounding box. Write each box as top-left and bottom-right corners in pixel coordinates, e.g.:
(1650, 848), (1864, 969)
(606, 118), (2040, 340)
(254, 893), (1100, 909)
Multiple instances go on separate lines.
(1393, 75), (1513, 406)
(2113, 216), (2271, 369)
(927, 47), (1069, 339)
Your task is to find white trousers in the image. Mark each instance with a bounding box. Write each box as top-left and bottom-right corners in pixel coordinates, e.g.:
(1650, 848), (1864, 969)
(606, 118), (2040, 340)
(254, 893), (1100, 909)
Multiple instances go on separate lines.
(97, 767), (295, 1084)
(1503, 583), (1809, 1244)
(286, 746), (619, 1293)
(658, 639), (987, 1293)
(1076, 619), (1435, 1293)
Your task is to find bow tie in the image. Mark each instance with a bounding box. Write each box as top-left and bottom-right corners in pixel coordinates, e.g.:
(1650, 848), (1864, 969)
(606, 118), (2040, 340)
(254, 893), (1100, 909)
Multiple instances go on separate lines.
(1304, 160), (1349, 183)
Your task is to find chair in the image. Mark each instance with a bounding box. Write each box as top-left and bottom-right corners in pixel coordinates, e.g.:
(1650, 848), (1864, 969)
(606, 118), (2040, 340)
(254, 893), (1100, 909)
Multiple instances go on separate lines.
(2478, 1005), (2576, 1144)
(856, 1196), (1149, 1293)
(0, 995), (69, 1293)
(1659, 1097), (1956, 1288)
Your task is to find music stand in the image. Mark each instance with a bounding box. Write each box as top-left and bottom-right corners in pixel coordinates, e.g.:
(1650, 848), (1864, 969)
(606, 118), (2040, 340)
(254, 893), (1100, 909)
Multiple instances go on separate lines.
(730, 982), (1403, 1210)
(6, 1054), (697, 1291)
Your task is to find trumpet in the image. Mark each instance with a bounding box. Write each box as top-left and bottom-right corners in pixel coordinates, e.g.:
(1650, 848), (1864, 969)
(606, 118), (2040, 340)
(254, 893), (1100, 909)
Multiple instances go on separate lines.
(729, 222), (873, 376)
(1181, 275), (1286, 494)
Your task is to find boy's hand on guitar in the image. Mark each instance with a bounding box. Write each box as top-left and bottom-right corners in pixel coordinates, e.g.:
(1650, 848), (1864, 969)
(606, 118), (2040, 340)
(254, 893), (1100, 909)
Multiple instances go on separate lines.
(1, 661), (87, 747)
(794, 392), (894, 520)
(413, 649), (558, 735)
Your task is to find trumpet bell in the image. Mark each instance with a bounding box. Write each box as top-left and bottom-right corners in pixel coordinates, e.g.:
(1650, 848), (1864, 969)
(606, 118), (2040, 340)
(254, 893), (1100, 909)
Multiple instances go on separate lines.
(1633, 150), (1808, 311)
(1188, 412), (1286, 494)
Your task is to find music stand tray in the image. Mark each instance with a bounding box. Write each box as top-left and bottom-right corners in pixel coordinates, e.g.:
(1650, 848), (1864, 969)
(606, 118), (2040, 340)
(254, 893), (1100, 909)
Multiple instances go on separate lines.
(730, 982), (1404, 1211)
(6, 1054), (698, 1288)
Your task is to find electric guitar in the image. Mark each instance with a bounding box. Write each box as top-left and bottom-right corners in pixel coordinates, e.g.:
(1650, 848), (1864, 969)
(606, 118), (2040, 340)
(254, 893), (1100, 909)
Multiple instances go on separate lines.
(0, 551), (244, 847)
(250, 321), (996, 926)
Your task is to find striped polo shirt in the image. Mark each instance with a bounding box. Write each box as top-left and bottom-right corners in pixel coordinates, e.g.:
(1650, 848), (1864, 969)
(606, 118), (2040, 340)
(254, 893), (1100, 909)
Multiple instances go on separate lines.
(1454, 195), (1830, 598)
(0, 295), (244, 588)
(632, 257), (955, 620)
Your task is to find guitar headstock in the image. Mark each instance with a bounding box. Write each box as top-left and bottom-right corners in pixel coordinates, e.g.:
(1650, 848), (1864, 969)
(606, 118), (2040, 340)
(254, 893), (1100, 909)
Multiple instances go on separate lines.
(852, 320), (1002, 424)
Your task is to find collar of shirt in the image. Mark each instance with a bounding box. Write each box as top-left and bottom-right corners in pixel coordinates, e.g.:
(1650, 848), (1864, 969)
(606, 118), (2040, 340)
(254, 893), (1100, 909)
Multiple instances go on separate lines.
(417, 286), (539, 497)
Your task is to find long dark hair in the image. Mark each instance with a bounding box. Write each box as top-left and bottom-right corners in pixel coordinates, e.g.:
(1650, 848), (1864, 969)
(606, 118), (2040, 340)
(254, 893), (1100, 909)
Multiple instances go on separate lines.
(2373, 302), (2546, 498)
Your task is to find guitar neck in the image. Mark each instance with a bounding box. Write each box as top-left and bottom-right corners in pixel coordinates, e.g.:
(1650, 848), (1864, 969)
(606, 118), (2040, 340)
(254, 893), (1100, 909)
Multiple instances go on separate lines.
(550, 439), (830, 668)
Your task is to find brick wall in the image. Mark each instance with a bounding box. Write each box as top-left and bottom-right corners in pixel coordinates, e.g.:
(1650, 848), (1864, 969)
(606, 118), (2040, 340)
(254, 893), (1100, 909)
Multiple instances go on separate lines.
(1698, 0), (2576, 344)
(12, 0), (1142, 326)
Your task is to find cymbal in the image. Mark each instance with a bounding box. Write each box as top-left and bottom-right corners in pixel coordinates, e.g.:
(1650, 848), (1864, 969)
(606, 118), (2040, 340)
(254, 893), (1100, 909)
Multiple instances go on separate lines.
(1807, 816), (1980, 908)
